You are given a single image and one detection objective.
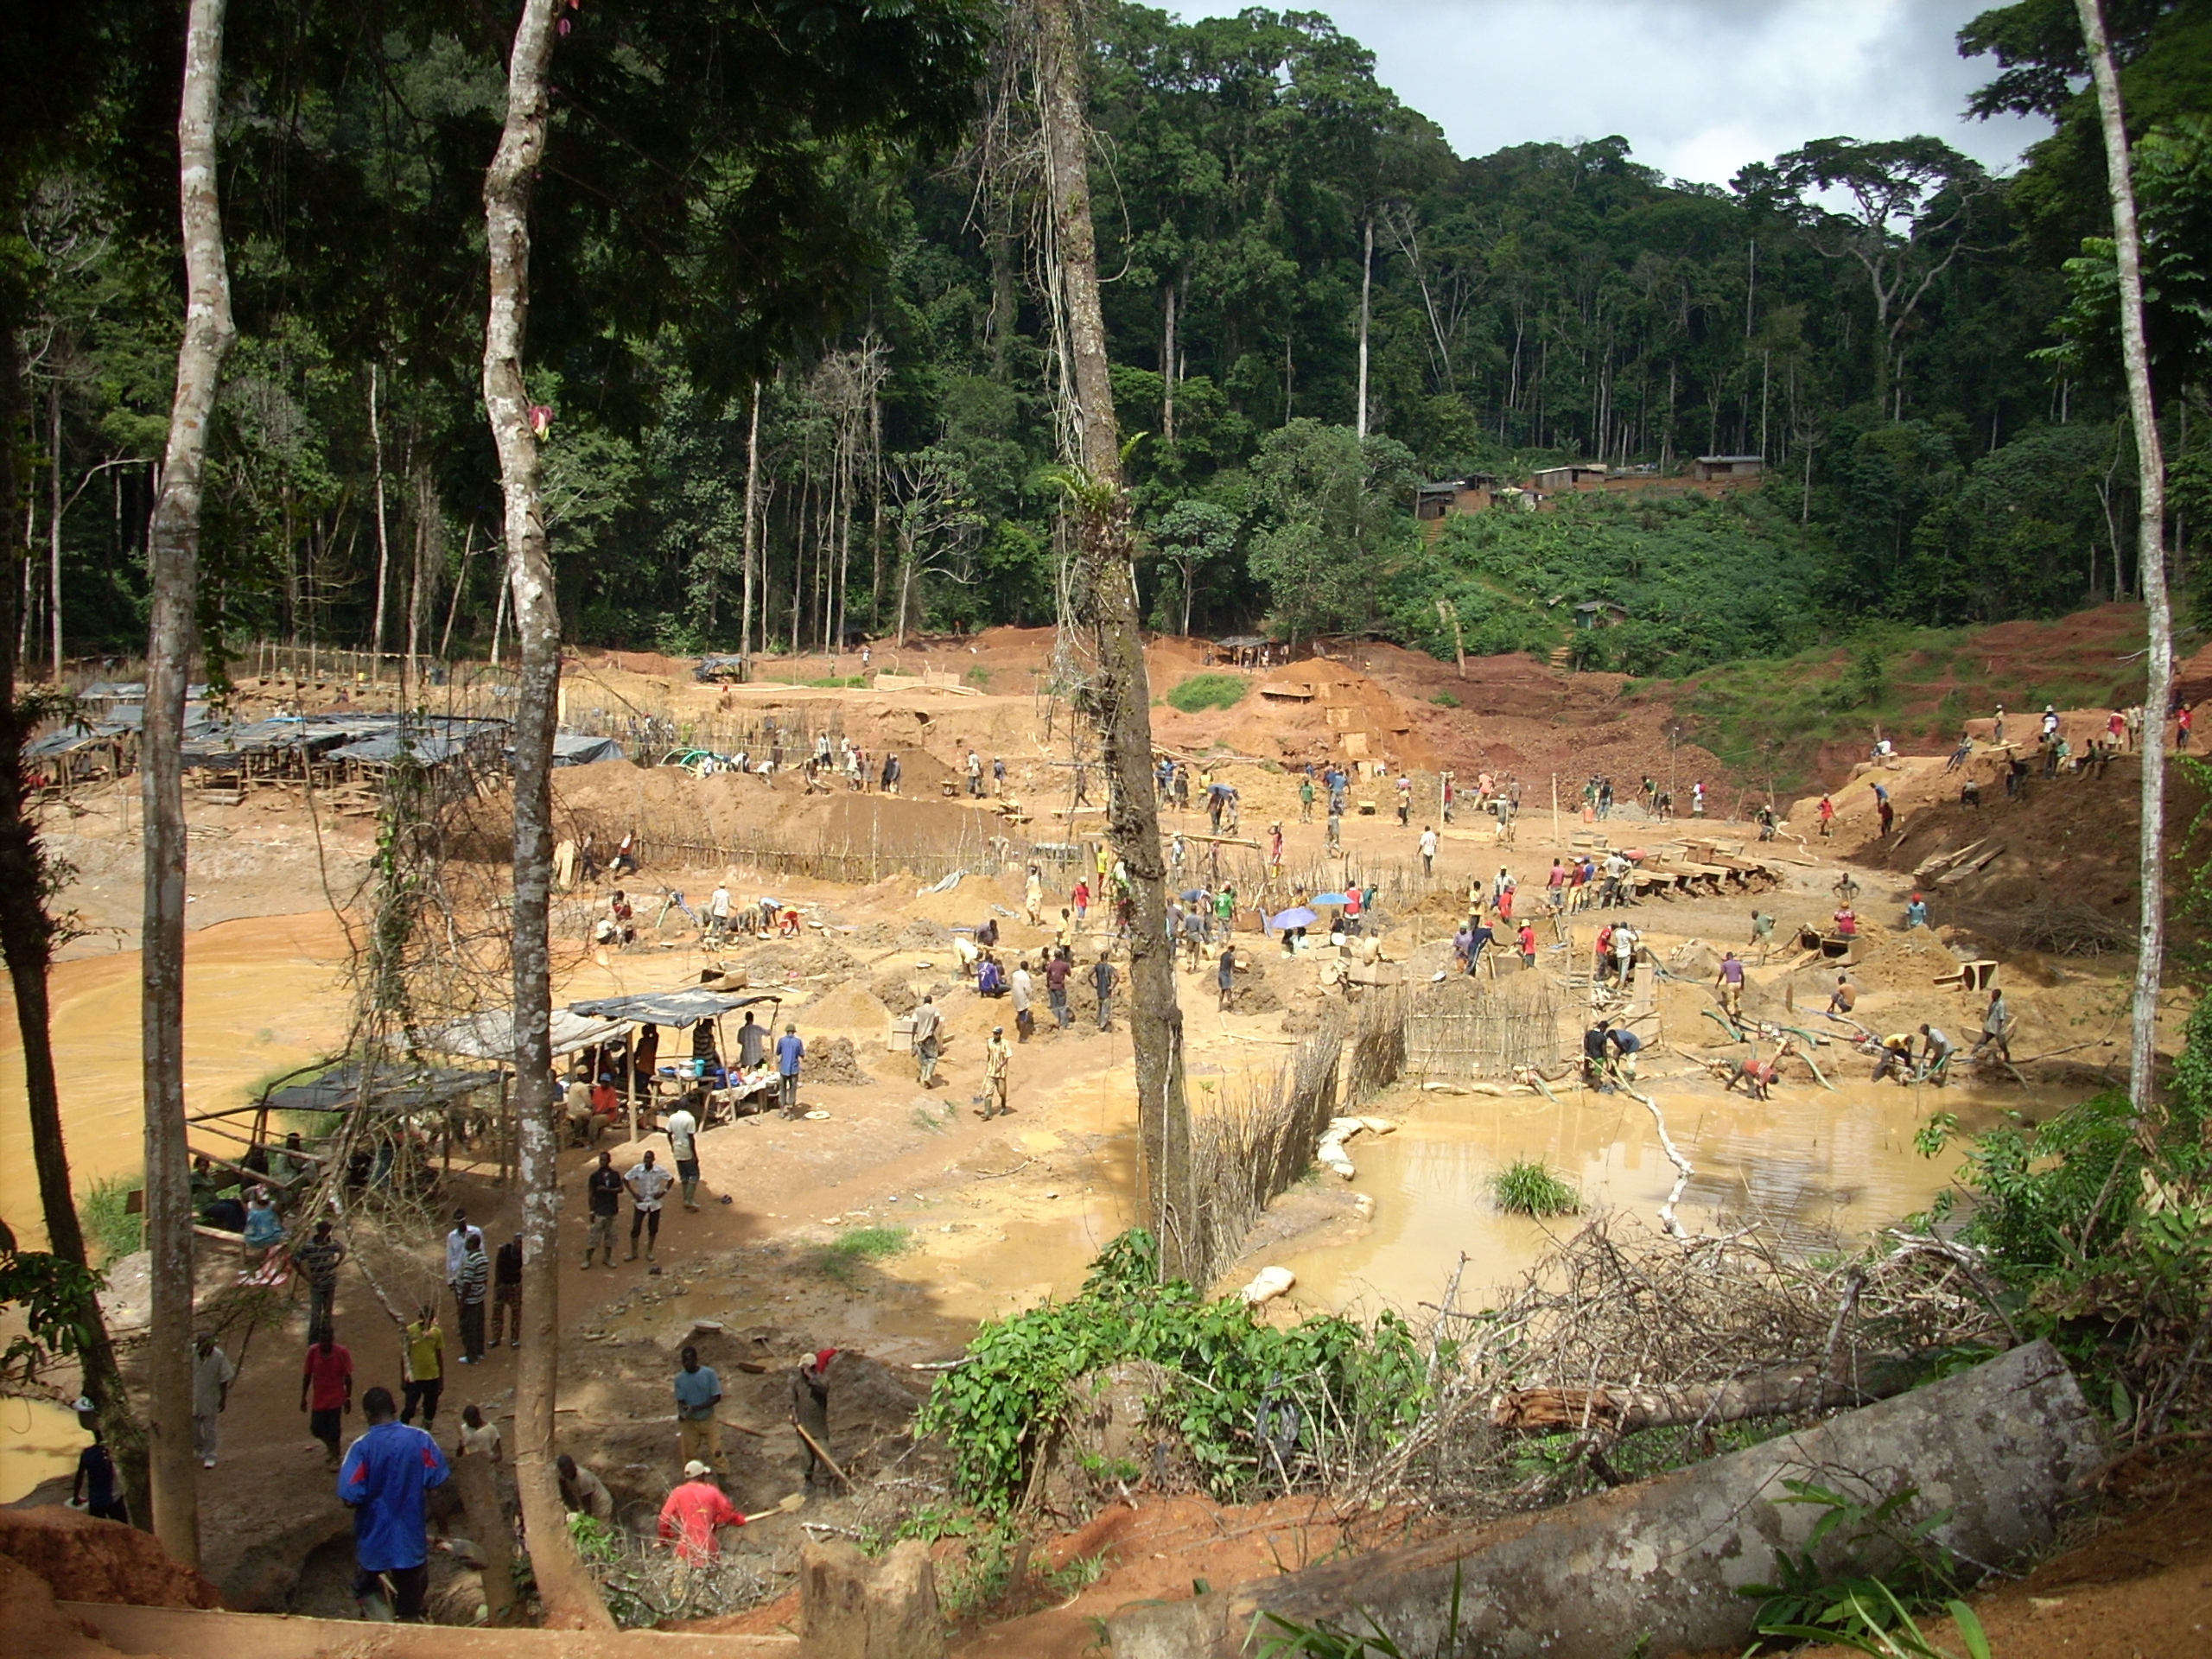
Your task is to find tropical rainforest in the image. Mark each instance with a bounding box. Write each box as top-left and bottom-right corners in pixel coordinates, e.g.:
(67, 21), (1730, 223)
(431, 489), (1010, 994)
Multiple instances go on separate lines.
(8, 0), (2211, 677)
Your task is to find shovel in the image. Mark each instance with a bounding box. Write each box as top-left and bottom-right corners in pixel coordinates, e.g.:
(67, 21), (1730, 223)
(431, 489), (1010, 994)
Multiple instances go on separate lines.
(742, 1491), (807, 1523)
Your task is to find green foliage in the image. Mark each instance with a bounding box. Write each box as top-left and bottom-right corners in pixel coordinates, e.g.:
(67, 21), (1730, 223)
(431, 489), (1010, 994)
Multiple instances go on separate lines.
(963, 664), (993, 689)
(916, 1229), (1433, 1511)
(815, 1226), (912, 1283)
(1489, 1159), (1579, 1217)
(1739, 1479), (1973, 1647)
(0, 1220), (107, 1389)
(1756, 1585), (1993, 1659)
(1390, 492), (1820, 676)
(1430, 690), (1460, 708)
(1248, 422), (1419, 641)
(1166, 673), (1249, 713)
(78, 1173), (142, 1262)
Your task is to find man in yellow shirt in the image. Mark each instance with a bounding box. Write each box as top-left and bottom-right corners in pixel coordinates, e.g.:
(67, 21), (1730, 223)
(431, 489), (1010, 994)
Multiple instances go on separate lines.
(400, 1303), (444, 1428)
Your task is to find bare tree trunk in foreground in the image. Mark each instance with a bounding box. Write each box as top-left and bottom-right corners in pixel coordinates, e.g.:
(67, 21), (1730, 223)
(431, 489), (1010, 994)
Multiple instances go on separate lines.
(1034, 0), (1193, 1276)
(481, 0), (609, 1626)
(143, 0), (238, 1568)
(2076, 0), (2173, 1128)
(0, 282), (148, 1528)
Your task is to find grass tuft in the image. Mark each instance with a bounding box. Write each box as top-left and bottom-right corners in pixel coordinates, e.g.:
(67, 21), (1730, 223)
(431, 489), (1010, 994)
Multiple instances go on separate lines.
(1491, 1159), (1579, 1217)
(816, 1224), (912, 1282)
(79, 1172), (144, 1262)
(1165, 672), (1249, 714)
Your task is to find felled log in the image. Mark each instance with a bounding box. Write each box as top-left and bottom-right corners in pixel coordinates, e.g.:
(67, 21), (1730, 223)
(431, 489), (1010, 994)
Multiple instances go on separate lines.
(1491, 1355), (1923, 1433)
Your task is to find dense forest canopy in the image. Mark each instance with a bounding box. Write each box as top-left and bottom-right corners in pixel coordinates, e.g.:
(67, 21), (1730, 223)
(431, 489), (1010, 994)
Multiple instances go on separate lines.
(9, 0), (2211, 677)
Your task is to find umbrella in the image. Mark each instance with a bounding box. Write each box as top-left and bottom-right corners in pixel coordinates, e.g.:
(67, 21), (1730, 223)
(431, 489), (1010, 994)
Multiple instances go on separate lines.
(1270, 906), (1319, 931)
(1311, 892), (1350, 906)
(1179, 888), (1209, 901)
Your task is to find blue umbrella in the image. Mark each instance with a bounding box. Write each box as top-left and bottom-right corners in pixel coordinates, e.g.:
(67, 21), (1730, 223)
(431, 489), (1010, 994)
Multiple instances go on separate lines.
(1311, 892), (1351, 906)
(1270, 906), (1319, 931)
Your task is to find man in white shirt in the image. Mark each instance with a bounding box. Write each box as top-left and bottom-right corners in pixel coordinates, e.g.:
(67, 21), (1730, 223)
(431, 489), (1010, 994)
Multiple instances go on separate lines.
(707, 884), (732, 941)
(1010, 960), (1035, 1043)
(443, 1209), (471, 1306)
(625, 1151), (675, 1262)
(664, 1103), (702, 1210)
(192, 1332), (237, 1468)
(1418, 825), (1439, 877)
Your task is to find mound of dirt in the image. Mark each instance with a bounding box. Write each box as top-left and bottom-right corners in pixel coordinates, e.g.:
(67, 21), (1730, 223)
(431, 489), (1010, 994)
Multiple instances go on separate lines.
(897, 918), (953, 948)
(870, 973), (920, 1015)
(0, 1507), (223, 1609)
(734, 938), (859, 981)
(800, 983), (892, 1035)
(810, 1035), (874, 1086)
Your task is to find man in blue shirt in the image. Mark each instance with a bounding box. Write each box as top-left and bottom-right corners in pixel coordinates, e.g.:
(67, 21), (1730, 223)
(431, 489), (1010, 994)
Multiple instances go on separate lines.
(674, 1344), (723, 1471)
(338, 1385), (449, 1622)
(776, 1024), (804, 1117)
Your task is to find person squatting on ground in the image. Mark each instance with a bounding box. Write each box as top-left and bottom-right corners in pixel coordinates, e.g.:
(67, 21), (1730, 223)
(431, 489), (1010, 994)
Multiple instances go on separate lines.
(583, 1150), (623, 1268)
(626, 1149), (674, 1262)
(192, 1332), (237, 1470)
(559, 1454), (615, 1522)
(301, 1327), (353, 1470)
(792, 1349), (835, 1489)
(401, 1303), (444, 1427)
(340, 1385), (449, 1622)
(490, 1232), (523, 1350)
(675, 1346), (722, 1471)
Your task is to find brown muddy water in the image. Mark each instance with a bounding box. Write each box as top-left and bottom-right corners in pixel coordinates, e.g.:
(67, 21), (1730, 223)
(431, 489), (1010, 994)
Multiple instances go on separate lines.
(1272, 1077), (2053, 1317)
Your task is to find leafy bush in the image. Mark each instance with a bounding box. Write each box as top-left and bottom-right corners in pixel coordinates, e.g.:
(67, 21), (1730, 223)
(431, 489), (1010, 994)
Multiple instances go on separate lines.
(1739, 1478), (1974, 1648)
(917, 1230), (1432, 1510)
(1491, 1160), (1578, 1217)
(1166, 672), (1249, 713)
(964, 664), (993, 688)
(79, 1173), (143, 1262)
(1431, 690), (1460, 709)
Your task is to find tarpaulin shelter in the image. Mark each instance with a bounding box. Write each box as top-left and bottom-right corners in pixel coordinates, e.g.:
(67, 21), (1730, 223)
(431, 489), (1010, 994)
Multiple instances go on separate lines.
(552, 733), (626, 766)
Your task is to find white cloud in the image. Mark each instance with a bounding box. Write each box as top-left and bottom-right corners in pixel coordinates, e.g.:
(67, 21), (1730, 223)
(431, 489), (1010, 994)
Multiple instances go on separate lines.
(1177, 0), (2050, 184)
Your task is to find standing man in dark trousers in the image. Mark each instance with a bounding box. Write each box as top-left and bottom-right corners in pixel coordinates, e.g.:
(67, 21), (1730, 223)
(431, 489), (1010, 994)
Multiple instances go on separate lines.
(791, 1349), (836, 1490)
(454, 1230), (488, 1363)
(1090, 953), (1116, 1032)
(583, 1151), (623, 1268)
(399, 1303), (443, 1428)
(625, 1149), (674, 1263)
(489, 1233), (523, 1350)
(294, 1218), (345, 1338)
(339, 1385), (449, 1622)
(776, 1023), (805, 1117)
(300, 1326), (353, 1469)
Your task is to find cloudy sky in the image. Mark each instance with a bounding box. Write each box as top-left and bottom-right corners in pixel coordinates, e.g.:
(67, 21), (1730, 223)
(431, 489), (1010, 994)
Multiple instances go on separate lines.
(1180, 0), (2054, 186)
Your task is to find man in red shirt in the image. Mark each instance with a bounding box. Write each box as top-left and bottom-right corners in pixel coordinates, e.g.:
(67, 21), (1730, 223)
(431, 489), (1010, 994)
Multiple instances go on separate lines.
(299, 1329), (353, 1471)
(658, 1460), (744, 1564)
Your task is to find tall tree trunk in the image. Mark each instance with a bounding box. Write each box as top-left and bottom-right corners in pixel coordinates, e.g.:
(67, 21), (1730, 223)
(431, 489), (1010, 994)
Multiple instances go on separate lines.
(1161, 280), (1177, 445)
(2077, 0), (2173, 1128)
(480, 0), (611, 1626)
(0, 284), (149, 1530)
(741, 382), (760, 678)
(143, 0), (238, 1569)
(1034, 0), (1192, 1278)
(48, 378), (62, 676)
(1355, 211), (1373, 440)
(368, 365), (390, 678)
